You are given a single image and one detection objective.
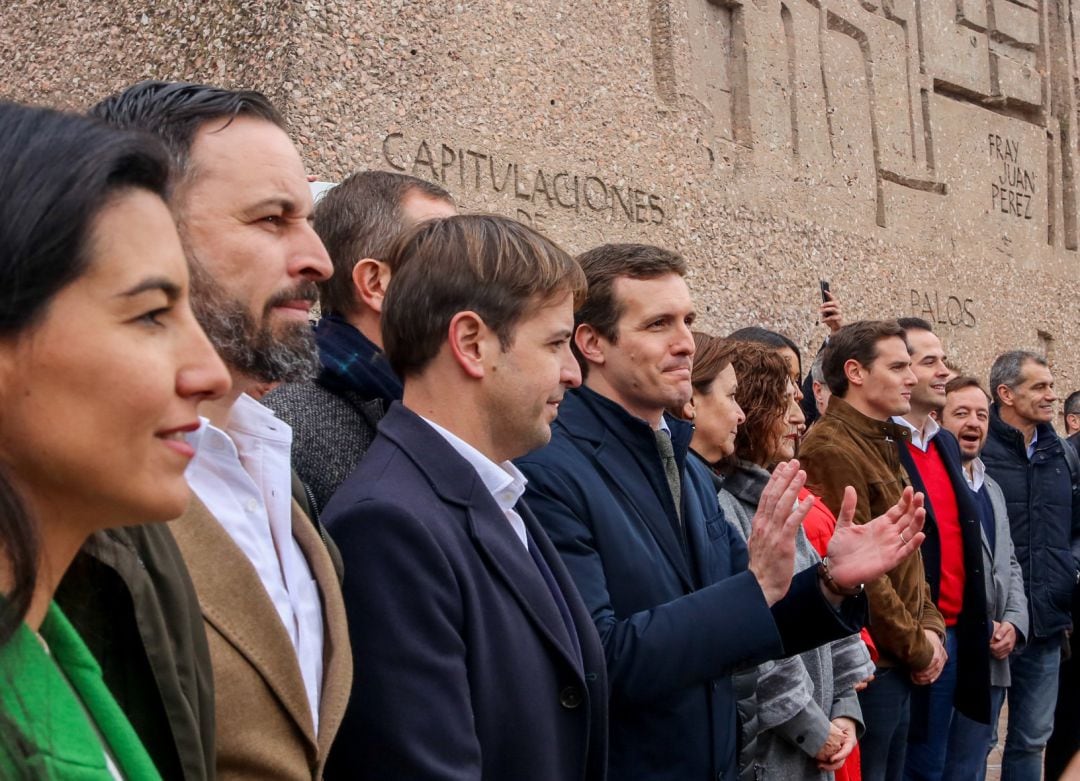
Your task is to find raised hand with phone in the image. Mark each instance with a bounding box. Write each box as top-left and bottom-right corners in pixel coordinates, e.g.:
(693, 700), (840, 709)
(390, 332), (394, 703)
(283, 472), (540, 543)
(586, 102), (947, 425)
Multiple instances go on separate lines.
(819, 279), (844, 334)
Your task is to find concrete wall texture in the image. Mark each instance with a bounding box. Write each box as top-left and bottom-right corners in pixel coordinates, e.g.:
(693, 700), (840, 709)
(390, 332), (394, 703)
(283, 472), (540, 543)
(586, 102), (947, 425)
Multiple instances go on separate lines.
(2, 0), (1077, 407)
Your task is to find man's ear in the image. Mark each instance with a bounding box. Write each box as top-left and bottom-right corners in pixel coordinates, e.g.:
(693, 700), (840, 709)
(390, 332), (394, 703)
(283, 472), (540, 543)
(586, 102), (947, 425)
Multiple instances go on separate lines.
(574, 323), (607, 369)
(351, 258), (393, 314)
(447, 311), (491, 380)
(843, 358), (864, 389)
(996, 384), (1015, 408)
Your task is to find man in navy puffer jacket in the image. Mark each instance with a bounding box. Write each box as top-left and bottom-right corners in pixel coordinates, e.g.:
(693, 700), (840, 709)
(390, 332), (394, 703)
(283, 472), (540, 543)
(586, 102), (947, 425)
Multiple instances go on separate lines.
(981, 350), (1080, 781)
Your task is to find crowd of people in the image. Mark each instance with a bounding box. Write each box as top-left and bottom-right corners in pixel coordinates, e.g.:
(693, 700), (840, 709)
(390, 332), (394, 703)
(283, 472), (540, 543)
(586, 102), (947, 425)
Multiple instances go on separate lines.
(0, 79), (1078, 781)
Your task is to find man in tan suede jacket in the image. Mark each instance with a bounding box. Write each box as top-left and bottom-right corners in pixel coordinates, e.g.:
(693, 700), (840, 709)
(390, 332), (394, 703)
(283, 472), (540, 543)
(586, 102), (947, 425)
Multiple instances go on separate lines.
(800, 320), (946, 781)
(92, 81), (352, 780)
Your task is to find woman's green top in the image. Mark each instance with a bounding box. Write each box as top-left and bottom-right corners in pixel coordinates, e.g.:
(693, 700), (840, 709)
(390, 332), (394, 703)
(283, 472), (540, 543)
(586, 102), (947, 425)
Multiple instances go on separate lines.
(0, 601), (162, 780)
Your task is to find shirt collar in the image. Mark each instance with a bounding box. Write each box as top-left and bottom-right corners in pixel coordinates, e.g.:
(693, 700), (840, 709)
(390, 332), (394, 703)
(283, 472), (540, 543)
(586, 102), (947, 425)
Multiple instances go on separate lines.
(186, 393), (292, 457)
(963, 456), (986, 491)
(420, 417), (528, 513)
(892, 414), (940, 452)
(1027, 428), (1039, 460)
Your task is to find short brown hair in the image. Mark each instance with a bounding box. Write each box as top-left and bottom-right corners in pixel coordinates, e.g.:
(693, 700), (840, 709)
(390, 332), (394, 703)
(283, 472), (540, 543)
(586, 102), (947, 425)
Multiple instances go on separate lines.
(728, 341), (791, 466)
(822, 320), (907, 397)
(691, 332), (738, 393)
(668, 332), (738, 419)
(573, 243), (686, 375)
(945, 375), (990, 401)
(382, 215), (586, 379)
(314, 170), (453, 316)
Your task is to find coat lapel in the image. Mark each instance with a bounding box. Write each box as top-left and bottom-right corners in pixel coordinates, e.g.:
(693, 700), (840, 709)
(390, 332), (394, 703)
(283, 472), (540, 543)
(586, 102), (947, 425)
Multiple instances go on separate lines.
(592, 431), (695, 590)
(289, 501), (352, 761)
(555, 389), (695, 591)
(379, 404), (583, 672)
(464, 474), (583, 672)
(170, 496), (316, 749)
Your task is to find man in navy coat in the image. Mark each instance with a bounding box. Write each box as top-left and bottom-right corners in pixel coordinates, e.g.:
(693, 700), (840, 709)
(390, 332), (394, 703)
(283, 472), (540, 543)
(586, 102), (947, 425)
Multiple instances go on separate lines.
(322, 215), (607, 780)
(517, 243), (929, 781)
(891, 318), (989, 781)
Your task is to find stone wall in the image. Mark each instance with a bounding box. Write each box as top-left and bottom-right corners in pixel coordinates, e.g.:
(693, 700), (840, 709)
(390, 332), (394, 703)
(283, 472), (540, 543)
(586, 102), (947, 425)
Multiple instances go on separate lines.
(2, 0), (1077, 407)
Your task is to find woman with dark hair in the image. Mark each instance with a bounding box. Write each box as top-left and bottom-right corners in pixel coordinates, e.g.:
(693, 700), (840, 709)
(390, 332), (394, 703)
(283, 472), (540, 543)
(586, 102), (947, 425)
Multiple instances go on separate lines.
(0, 101), (229, 778)
(677, 332), (745, 465)
(728, 326), (804, 388)
(682, 335), (873, 781)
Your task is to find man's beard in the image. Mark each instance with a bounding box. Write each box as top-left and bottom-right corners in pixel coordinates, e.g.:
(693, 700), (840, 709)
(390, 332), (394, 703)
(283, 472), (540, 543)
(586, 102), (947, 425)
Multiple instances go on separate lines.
(188, 260), (320, 385)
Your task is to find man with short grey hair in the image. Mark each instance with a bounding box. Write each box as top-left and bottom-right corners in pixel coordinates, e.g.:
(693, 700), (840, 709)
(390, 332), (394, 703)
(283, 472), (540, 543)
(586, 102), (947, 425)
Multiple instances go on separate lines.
(810, 350), (831, 420)
(264, 170), (456, 512)
(981, 350), (1080, 781)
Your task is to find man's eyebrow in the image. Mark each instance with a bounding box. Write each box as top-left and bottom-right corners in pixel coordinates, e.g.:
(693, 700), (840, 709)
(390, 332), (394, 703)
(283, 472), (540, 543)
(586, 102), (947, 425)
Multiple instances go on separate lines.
(245, 196), (300, 215)
(117, 276), (181, 302)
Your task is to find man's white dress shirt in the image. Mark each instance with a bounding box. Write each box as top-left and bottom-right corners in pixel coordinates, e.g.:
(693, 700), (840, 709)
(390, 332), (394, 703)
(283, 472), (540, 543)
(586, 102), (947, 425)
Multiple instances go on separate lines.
(421, 416), (529, 548)
(186, 393), (325, 731)
(892, 414), (940, 453)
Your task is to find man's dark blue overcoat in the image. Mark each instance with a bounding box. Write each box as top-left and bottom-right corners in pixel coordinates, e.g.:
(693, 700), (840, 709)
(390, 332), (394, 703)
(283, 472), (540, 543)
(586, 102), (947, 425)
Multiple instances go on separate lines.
(518, 386), (865, 781)
(322, 402), (608, 781)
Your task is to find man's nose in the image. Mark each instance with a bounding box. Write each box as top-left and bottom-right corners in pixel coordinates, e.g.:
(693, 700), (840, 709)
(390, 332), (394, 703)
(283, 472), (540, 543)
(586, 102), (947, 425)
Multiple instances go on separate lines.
(288, 221), (333, 282)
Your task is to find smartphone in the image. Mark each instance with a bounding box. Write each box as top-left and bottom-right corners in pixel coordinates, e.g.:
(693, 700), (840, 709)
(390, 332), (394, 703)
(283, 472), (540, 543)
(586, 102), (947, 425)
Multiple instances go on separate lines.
(819, 279), (831, 302)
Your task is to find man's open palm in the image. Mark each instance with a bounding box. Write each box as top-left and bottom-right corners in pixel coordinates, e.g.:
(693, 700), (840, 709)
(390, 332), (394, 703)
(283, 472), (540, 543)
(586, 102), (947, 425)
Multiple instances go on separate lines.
(825, 486), (926, 589)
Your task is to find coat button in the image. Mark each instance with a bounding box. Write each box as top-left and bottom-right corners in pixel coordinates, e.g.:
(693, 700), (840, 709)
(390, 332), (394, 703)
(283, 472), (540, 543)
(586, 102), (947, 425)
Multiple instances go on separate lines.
(559, 685), (583, 709)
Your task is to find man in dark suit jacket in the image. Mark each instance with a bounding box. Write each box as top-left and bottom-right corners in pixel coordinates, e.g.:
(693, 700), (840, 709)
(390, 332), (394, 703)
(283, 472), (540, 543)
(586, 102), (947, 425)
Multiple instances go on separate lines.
(517, 243), (929, 781)
(322, 215), (607, 780)
(892, 318), (990, 781)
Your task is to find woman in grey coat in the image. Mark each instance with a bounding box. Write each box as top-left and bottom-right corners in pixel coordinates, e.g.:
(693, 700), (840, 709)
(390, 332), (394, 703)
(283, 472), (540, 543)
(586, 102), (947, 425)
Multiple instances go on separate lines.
(679, 335), (874, 781)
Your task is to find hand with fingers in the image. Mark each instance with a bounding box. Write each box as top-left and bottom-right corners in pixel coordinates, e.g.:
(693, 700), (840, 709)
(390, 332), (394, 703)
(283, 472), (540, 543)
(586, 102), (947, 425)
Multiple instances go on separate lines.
(824, 486), (926, 591)
(911, 629), (947, 684)
(819, 289), (843, 334)
(814, 722), (847, 765)
(989, 620), (1018, 660)
(747, 460), (816, 606)
(817, 717), (858, 771)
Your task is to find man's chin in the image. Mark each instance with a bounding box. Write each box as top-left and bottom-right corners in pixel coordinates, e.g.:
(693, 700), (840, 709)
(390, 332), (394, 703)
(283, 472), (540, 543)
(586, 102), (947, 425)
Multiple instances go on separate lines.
(666, 383), (693, 410)
(270, 316), (315, 339)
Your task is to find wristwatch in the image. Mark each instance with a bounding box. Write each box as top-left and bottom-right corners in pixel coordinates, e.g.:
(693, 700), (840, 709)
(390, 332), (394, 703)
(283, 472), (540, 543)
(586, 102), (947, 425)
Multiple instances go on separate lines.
(817, 556), (864, 597)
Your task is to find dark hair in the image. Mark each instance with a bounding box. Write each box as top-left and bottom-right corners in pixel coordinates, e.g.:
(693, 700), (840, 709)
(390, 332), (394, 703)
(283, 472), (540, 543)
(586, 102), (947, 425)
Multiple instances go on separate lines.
(315, 170), (454, 316)
(573, 244), (686, 376)
(726, 341), (791, 466)
(669, 332), (738, 420)
(945, 375), (990, 401)
(1065, 390), (1080, 418)
(382, 215), (586, 378)
(822, 320), (907, 397)
(0, 100), (170, 768)
(0, 100), (168, 625)
(728, 326), (803, 381)
(690, 332), (738, 393)
(989, 349), (1049, 404)
(897, 316), (933, 333)
(89, 80), (284, 185)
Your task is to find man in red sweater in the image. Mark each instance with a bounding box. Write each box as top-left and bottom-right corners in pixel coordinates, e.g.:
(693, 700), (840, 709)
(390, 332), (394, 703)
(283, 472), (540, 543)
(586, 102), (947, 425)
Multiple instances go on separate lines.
(894, 318), (991, 781)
